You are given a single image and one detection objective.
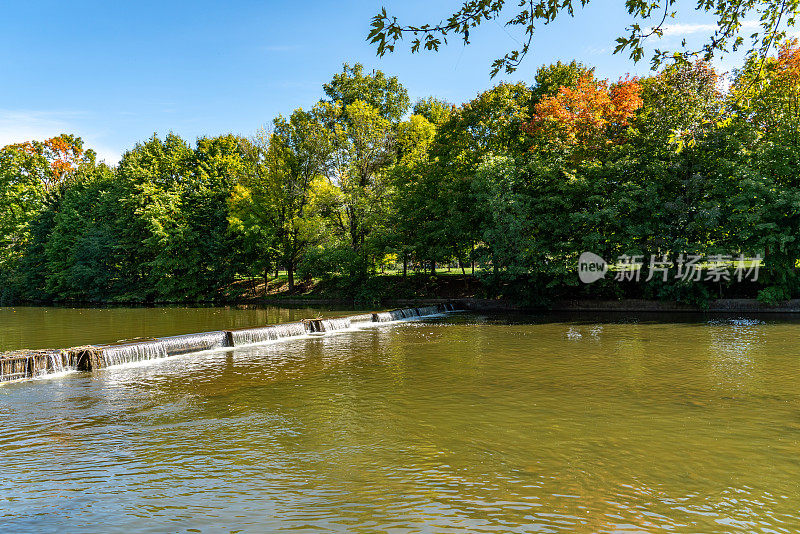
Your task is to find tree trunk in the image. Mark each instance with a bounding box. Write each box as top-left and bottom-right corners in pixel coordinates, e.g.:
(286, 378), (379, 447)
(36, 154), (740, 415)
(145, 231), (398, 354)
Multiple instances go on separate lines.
(287, 260), (295, 292)
(471, 242), (475, 275)
(403, 254), (407, 278)
(430, 259), (436, 276)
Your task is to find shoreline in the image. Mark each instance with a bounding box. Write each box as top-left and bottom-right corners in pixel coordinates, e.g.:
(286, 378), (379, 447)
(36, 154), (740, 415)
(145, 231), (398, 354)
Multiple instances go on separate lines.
(9, 297), (800, 314)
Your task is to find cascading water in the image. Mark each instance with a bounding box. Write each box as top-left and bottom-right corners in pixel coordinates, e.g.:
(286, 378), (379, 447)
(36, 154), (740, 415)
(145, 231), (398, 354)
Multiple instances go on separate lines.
(47, 352), (67, 374)
(230, 322), (307, 346)
(307, 317), (352, 333)
(0, 349), (74, 381)
(372, 306), (446, 322)
(1, 304), (462, 382)
(157, 331), (228, 356)
(97, 341), (168, 368)
(348, 313), (374, 324)
(416, 305), (441, 316)
(372, 310), (405, 322)
(1, 353), (32, 382)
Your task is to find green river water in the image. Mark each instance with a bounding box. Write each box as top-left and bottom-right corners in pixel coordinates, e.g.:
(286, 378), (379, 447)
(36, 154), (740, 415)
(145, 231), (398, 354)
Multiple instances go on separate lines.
(2, 307), (800, 532)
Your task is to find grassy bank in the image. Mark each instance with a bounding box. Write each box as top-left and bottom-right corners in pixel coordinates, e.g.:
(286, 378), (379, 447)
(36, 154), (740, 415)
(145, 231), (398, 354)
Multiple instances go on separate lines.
(223, 272), (484, 305)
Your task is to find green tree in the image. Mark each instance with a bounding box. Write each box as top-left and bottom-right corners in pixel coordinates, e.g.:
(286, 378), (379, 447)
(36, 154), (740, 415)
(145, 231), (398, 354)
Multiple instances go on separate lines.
(389, 113), (438, 275)
(0, 135), (97, 300)
(427, 82), (534, 273)
(40, 165), (122, 300)
(272, 107), (335, 290)
(322, 99), (396, 276)
(530, 60), (593, 105)
(323, 63), (410, 122)
(412, 97), (453, 125)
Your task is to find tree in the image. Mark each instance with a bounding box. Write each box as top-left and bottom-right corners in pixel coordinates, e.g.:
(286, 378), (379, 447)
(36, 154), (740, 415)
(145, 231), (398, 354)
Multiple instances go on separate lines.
(323, 63), (410, 122)
(389, 113), (438, 275)
(732, 40), (800, 146)
(0, 135), (97, 299)
(2, 134), (96, 192)
(524, 73), (643, 162)
(368, 0), (799, 76)
(322, 99), (396, 276)
(255, 107), (333, 291)
(175, 134), (250, 300)
(412, 97), (454, 125)
(114, 133), (248, 301)
(228, 133), (280, 291)
(530, 60), (593, 105)
(635, 61), (723, 152)
(427, 82), (534, 271)
(115, 133), (193, 299)
(39, 165), (122, 300)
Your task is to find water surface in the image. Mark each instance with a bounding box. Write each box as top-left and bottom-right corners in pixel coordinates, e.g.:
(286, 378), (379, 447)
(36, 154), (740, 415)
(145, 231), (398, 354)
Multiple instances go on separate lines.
(0, 305), (361, 351)
(3, 311), (800, 533)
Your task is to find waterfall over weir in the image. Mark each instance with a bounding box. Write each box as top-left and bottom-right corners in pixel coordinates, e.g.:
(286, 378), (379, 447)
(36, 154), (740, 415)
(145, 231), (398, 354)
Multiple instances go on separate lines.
(158, 331), (228, 356)
(1, 349), (74, 382)
(229, 322), (307, 346)
(306, 317), (352, 333)
(94, 341), (168, 369)
(1, 303), (460, 382)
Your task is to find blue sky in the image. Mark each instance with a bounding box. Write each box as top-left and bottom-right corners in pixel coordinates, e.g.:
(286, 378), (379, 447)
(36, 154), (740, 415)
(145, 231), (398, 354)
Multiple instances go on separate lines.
(0, 0), (774, 163)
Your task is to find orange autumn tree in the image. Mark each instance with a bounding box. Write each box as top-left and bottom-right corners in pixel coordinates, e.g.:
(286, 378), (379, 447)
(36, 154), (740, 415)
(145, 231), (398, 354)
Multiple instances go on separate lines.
(5, 134), (96, 192)
(523, 73), (642, 161)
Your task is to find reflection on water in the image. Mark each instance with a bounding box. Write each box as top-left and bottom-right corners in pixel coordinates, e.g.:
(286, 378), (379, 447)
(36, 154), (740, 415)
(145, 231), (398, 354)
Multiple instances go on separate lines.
(3, 311), (800, 533)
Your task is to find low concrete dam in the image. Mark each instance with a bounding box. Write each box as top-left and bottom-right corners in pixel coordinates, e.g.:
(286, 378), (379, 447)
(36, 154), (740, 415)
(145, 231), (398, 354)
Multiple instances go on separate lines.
(0, 304), (458, 384)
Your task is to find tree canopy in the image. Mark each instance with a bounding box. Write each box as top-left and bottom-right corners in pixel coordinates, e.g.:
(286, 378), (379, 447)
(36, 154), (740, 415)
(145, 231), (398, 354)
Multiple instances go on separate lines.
(3, 51), (800, 305)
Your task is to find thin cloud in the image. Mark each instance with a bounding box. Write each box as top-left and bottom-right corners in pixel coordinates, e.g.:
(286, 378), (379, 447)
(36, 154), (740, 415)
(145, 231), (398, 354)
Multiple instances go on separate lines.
(660, 23), (717, 37)
(661, 20), (764, 38)
(585, 45), (611, 56)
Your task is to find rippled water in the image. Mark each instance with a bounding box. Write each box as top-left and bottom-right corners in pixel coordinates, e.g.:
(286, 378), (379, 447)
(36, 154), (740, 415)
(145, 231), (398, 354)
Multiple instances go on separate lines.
(3, 311), (800, 532)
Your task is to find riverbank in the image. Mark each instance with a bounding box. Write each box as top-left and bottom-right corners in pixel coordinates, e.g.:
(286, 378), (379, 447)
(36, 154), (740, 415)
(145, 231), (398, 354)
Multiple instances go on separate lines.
(10, 272), (800, 313)
(224, 274), (800, 313)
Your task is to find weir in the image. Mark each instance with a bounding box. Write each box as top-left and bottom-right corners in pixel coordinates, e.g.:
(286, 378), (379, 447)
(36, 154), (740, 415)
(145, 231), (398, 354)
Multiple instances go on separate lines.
(0, 303), (460, 383)
(306, 317), (352, 333)
(229, 322), (307, 346)
(157, 331), (228, 356)
(0, 349), (74, 382)
(93, 341), (168, 369)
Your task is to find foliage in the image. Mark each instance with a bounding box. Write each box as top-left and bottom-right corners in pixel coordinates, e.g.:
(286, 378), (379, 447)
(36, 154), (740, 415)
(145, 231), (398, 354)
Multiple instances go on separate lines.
(530, 60), (593, 105)
(4, 49), (800, 304)
(732, 40), (800, 146)
(412, 97), (454, 125)
(323, 63), (410, 122)
(368, 0), (800, 75)
(524, 73), (643, 161)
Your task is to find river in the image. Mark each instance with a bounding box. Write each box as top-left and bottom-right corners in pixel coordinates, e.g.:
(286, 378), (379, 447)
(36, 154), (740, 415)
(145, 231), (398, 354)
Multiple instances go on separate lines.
(2, 307), (799, 532)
